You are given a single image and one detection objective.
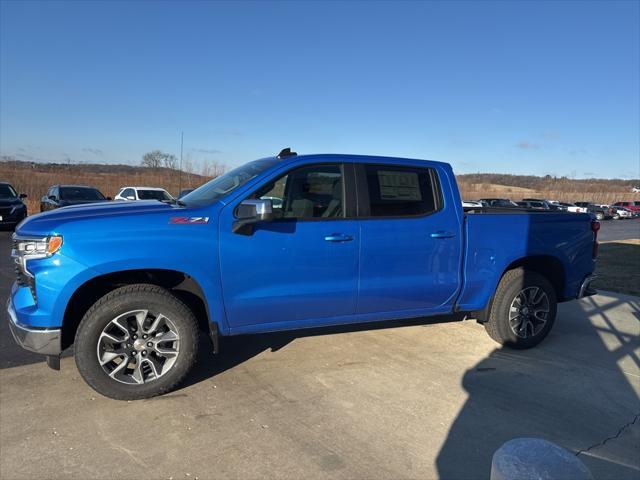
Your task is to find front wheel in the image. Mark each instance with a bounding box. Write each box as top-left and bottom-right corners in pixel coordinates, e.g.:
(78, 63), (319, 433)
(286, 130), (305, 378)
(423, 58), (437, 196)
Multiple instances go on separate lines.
(484, 269), (557, 349)
(74, 284), (199, 400)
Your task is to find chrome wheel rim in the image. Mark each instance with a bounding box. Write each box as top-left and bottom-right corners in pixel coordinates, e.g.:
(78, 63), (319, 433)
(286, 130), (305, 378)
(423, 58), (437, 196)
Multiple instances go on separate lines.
(96, 310), (180, 385)
(508, 287), (550, 339)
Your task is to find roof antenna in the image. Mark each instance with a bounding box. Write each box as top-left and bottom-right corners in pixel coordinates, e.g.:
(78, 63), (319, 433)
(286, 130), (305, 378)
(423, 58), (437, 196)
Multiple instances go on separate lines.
(277, 147), (297, 159)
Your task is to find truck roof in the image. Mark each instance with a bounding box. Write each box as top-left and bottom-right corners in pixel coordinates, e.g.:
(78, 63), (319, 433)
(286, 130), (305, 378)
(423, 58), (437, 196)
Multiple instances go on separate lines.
(278, 153), (450, 169)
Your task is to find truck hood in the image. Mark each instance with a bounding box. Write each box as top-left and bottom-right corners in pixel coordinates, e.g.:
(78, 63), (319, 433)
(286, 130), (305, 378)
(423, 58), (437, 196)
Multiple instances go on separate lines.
(55, 199), (109, 207)
(17, 200), (191, 235)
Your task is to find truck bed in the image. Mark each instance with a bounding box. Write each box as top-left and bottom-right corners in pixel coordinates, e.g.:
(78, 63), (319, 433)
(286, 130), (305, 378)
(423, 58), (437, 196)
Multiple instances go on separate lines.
(456, 210), (596, 311)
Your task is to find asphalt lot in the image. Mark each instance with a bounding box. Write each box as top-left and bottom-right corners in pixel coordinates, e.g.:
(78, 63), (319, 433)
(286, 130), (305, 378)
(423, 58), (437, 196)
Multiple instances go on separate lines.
(598, 217), (640, 242)
(1, 230), (639, 480)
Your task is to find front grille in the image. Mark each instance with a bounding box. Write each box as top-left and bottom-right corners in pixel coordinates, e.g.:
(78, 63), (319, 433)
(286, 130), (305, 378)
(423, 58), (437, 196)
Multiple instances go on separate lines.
(14, 263), (30, 287)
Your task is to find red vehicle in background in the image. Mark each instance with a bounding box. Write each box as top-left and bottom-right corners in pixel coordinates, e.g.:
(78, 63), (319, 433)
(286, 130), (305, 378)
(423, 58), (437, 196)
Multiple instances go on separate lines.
(613, 201), (640, 215)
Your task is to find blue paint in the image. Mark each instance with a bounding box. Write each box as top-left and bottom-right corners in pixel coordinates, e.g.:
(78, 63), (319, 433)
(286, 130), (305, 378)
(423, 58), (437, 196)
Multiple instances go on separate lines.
(10, 154), (596, 340)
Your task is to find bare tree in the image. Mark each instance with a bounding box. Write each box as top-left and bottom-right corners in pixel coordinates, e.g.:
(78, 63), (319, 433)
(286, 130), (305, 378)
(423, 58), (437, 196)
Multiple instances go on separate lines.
(141, 150), (177, 169)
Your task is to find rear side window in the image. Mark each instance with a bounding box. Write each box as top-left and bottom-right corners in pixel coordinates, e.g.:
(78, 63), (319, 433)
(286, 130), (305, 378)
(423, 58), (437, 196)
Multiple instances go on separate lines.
(362, 164), (440, 217)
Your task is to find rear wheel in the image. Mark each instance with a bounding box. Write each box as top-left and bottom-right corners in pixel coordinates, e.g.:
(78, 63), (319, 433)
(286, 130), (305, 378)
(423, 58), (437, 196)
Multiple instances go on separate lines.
(74, 284), (199, 400)
(484, 269), (557, 349)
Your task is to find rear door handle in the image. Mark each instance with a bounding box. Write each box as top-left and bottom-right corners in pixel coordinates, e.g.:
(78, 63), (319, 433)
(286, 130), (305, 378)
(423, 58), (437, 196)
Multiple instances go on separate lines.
(430, 231), (456, 239)
(324, 233), (354, 242)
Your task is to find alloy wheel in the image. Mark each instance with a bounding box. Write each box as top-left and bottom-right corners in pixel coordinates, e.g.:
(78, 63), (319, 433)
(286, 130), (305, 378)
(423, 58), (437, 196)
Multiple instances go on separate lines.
(508, 287), (550, 339)
(96, 309), (180, 384)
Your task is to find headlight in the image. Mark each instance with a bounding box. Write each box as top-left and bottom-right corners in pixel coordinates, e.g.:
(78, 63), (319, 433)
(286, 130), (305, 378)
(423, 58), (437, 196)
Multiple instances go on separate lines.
(15, 235), (63, 258)
(12, 235), (63, 302)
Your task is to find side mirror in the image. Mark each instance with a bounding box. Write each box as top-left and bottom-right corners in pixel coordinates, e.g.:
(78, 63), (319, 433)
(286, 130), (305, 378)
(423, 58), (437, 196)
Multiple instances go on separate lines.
(126, 196), (136, 201)
(233, 199), (274, 235)
(19, 193), (27, 199)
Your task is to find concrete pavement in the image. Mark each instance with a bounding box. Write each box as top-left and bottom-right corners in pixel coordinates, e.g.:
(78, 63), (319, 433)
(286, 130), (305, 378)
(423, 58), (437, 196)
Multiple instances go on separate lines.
(1, 289), (638, 479)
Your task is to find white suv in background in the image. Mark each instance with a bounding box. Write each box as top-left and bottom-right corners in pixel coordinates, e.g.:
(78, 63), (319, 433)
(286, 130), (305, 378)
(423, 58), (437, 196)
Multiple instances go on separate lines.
(114, 186), (175, 203)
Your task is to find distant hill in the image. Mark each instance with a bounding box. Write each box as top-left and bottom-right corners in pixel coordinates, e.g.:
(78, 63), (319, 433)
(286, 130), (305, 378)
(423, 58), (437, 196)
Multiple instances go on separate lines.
(1, 159), (638, 213)
(457, 173), (639, 204)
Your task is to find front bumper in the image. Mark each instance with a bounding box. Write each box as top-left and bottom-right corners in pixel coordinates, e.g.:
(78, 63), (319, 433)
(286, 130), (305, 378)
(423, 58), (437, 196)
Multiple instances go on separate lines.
(7, 297), (61, 355)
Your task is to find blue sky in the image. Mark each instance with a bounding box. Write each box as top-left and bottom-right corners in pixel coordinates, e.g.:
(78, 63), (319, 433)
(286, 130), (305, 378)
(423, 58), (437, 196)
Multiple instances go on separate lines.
(1, 1), (638, 178)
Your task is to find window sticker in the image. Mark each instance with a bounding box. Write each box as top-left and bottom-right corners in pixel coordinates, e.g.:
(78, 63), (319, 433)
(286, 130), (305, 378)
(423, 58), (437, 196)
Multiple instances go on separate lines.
(377, 171), (422, 200)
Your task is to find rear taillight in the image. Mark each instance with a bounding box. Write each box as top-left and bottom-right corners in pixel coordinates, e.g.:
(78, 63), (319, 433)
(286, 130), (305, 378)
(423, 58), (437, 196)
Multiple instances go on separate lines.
(591, 220), (600, 259)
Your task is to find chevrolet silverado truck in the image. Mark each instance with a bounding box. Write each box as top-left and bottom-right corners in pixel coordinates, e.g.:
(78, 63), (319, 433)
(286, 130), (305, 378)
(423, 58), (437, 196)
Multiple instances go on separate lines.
(8, 150), (599, 399)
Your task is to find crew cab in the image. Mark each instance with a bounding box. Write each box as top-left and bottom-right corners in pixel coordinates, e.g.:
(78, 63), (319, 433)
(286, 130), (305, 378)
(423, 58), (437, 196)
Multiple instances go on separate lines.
(8, 151), (599, 399)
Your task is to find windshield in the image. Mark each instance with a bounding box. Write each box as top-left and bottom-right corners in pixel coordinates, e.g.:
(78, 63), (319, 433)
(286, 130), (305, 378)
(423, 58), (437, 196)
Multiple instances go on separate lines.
(0, 184), (18, 199)
(60, 187), (105, 201)
(138, 189), (173, 201)
(181, 158), (279, 206)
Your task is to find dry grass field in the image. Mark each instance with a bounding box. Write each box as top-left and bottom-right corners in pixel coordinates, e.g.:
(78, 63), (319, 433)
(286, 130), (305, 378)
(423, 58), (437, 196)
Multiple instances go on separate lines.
(457, 174), (639, 205)
(0, 160), (216, 213)
(1, 160), (638, 213)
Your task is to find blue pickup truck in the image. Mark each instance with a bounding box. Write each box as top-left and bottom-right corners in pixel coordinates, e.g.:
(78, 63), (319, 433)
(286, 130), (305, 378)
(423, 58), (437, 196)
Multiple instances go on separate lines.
(8, 151), (599, 399)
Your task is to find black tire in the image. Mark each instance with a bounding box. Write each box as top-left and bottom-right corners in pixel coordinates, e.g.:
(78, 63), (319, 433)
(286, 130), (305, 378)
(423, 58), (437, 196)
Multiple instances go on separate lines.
(74, 284), (199, 400)
(484, 269), (557, 349)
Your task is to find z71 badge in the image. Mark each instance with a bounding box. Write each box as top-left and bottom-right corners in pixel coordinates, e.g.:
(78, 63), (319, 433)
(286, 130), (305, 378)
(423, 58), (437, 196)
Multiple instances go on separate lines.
(169, 217), (210, 224)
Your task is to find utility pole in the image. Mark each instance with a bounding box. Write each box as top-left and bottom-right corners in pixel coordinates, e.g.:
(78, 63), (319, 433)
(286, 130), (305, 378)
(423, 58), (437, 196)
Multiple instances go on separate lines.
(178, 131), (184, 195)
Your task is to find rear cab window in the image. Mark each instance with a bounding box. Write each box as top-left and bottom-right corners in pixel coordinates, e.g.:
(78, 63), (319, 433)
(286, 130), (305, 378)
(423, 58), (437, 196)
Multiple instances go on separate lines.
(358, 164), (442, 218)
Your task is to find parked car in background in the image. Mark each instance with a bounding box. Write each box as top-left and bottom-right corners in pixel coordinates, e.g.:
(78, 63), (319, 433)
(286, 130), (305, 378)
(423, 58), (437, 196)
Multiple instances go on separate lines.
(610, 206), (633, 219)
(462, 200), (483, 208)
(478, 198), (519, 208)
(178, 188), (195, 199)
(115, 187), (175, 203)
(612, 201), (640, 214)
(517, 201), (548, 210)
(521, 198), (564, 210)
(559, 202), (584, 213)
(40, 185), (109, 212)
(0, 181), (28, 228)
(574, 202), (613, 221)
(8, 151), (599, 399)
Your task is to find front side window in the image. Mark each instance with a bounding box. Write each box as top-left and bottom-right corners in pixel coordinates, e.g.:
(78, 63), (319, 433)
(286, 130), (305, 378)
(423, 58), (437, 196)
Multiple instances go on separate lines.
(254, 164), (344, 220)
(363, 164), (439, 217)
(121, 188), (135, 199)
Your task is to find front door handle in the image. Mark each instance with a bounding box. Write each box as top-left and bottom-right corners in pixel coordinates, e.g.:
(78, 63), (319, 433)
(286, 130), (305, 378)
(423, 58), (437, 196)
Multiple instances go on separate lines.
(324, 233), (354, 243)
(430, 231), (456, 239)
